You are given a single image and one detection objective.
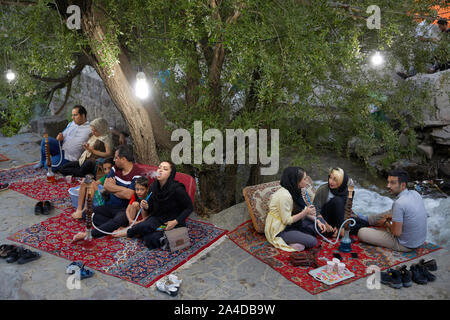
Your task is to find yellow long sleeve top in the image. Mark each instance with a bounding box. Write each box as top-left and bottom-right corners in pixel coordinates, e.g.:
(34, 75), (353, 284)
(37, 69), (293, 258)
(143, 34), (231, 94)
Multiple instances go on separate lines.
(264, 187), (296, 252)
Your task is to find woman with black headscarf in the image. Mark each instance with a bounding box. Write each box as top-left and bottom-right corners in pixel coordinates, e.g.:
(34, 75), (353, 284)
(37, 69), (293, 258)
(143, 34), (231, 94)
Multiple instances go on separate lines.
(113, 161), (193, 249)
(265, 167), (327, 252)
(313, 167), (369, 237)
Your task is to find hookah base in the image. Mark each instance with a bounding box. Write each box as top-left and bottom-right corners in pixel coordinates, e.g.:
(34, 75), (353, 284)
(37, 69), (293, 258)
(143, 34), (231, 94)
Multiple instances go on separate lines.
(338, 241), (352, 253)
(78, 239), (96, 250)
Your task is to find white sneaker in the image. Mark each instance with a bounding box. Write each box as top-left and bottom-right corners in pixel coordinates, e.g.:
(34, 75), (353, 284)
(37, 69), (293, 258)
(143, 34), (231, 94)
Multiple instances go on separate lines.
(167, 274), (182, 287)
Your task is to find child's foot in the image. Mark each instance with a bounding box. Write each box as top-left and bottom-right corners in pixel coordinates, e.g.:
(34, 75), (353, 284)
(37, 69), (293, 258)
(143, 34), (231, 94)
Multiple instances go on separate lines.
(72, 209), (84, 220)
(72, 232), (86, 242)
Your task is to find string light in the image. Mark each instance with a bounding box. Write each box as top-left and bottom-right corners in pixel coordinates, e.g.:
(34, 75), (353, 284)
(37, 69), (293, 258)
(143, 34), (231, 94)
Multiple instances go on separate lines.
(5, 69), (16, 82)
(370, 52), (384, 67)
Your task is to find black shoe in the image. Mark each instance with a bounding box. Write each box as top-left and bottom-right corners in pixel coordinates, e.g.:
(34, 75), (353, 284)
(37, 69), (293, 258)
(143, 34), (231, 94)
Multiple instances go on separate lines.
(0, 183), (9, 192)
(411, 264), (428, 285)
(380, 269), (403, 289)
(396, 265), (412, 287)
(417, 263), (436, 282)
(419, 258), (437, 272)
(6, 247), (23, 263)
(42, 200), (52, 215)
(34, 201), (43, 215)
(17, 249), (41, 264)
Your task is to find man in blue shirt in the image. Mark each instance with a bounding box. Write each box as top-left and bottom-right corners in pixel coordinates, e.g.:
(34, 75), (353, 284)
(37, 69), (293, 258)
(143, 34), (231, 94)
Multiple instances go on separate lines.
(358, 169), (427, 252)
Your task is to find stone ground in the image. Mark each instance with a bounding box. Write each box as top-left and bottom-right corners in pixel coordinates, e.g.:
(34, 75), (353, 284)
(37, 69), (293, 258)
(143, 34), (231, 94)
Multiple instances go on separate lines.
(0, 133), (449, 300)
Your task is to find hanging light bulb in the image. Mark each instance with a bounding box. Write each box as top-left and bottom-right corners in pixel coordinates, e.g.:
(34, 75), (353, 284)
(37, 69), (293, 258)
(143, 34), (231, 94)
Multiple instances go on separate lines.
(135, 71), (150, 99)
(370, 51), (384, 67)
(6, 69), (16, 82)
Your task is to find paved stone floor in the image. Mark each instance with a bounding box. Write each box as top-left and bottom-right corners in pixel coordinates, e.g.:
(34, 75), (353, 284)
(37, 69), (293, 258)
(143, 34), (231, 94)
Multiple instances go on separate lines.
(0, 133), (449, 300)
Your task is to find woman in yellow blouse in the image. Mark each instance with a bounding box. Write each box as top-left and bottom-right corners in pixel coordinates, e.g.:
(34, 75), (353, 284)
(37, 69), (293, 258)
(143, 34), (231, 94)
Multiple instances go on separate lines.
(265, 167), (327, 252)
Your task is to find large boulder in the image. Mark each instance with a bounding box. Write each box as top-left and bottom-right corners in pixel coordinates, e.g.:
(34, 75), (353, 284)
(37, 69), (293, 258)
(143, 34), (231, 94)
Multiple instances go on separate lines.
(430, 125), (450, 146)
(29, 116), (69, 138)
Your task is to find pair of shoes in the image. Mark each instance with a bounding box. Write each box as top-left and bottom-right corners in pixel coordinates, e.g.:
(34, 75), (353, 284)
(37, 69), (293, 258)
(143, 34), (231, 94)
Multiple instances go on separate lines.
(0, 244), (17, 258)
(34, 201), (52, 215)
(65, 261), (94, 279)
(0, 183), (9, 192)
(156, 274), (182, 297)
(5, 246), (41, 264)
(411, 263), (436, 285)
(396, 265), (412, 287)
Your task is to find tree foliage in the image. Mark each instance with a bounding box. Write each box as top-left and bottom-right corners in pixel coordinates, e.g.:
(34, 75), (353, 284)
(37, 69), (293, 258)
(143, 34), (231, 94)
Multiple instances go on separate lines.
(0, 0), (447, 212)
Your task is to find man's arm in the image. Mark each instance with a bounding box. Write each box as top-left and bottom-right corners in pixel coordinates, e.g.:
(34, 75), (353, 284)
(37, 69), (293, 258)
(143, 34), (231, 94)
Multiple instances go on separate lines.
(103, 178), (134, 200)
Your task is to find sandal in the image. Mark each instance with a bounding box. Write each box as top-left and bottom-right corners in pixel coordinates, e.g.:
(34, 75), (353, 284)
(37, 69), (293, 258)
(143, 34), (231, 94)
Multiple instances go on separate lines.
(156, 279), (179, 297)
(79, 265), (94, 280)
(6, 246), (23, 263)
(17, 249), (41, 264)
(66, 261), (84, 274)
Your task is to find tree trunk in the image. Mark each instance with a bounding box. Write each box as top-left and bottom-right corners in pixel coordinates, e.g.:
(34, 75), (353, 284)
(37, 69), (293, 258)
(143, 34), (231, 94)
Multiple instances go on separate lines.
(195, 164), (238, 216)
(81, 4), (159, 165)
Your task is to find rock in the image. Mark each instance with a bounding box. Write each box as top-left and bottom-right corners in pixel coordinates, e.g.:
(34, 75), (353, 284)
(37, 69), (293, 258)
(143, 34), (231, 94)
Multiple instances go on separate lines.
(417, 144), (433, 160)
(29, 116), (69, 138)
(398, 133), (409, 148)
(409, 69), (450, 127)
(430, 125), (450, 145)
(439, 160), (450, 178)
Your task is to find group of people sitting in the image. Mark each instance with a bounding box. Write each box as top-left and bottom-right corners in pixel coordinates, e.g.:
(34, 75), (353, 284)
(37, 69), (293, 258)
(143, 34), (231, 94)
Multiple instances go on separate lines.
(265, 166), (428, 253)
(33, 104), (193, 250)
(34, 104), (428, 254)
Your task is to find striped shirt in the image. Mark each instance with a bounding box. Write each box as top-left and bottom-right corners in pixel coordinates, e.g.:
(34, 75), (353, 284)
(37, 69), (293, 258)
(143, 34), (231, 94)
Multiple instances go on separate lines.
(106, 165), (143, 208)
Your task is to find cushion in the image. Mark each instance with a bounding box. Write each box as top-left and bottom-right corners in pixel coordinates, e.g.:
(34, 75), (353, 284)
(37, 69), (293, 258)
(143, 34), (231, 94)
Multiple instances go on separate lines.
(135, 164), (196, 205)
(242, 176), (316, 234)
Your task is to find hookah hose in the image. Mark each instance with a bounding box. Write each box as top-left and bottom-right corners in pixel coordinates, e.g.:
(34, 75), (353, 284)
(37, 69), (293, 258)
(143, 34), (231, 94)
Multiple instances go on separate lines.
(305, 190), (355, 245)
(91, 192), (152, 236)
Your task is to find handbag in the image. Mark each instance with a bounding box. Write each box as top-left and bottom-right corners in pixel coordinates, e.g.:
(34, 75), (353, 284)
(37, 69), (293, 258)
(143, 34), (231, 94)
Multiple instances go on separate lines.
(160, 227), (191, 252)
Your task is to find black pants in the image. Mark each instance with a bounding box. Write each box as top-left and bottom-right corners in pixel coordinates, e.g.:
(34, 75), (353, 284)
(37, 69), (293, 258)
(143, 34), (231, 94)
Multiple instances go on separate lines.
(127, 216), (165, 249)
(321, 196), (369, 235)
(84, 205), (128, 238)
(59, 160), (96, 177)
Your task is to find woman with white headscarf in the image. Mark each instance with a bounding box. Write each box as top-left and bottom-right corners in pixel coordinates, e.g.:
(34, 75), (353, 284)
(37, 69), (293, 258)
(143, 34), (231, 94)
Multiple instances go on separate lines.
(59, 118), (113, 177)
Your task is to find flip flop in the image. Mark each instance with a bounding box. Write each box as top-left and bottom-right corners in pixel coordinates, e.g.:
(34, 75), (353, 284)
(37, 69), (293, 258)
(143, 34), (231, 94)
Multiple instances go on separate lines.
(34, 201), (43, 215)
(42, 200), (52, 215)
(79, 266), (94, 280)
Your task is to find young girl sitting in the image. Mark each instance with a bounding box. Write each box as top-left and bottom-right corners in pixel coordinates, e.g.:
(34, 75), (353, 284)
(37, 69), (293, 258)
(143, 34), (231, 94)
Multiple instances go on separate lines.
(124, 176), (151, 226)
(71, 158), (114, 219)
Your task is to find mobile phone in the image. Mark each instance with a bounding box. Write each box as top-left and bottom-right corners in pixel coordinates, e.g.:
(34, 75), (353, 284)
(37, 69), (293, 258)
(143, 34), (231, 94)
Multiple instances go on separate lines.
(156, 225), (166, 231)
(351, 252), (358, 259)
(333, 253), (343, 260)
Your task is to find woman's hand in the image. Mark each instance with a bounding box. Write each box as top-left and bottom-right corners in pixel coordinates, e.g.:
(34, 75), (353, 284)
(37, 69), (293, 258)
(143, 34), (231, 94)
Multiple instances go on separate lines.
(83, 143), (93, 152)
(304, 205), (316, 217)
(316, 220), (327, 233)
(140, 200), (149, 210)
(165, 219), (178, 231)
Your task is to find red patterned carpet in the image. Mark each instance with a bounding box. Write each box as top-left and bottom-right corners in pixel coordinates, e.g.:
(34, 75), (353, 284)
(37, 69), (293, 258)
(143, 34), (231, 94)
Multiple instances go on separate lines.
(0, 154), (10, 162)
(2, 164), (228, 288)
(228, 220), (441, 295)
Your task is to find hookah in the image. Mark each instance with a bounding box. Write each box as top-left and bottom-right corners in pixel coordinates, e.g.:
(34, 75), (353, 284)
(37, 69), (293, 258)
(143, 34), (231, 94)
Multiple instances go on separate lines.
(80, 174), (96, 250)
(43, 133), (57, 183)
(305, 178), (356, 250)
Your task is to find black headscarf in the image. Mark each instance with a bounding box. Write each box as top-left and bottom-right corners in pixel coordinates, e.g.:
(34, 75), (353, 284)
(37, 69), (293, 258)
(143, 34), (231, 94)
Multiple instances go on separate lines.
(329, 169), (349, 197)
(149, 163), (184, 204)
(280, 167), (307, 210)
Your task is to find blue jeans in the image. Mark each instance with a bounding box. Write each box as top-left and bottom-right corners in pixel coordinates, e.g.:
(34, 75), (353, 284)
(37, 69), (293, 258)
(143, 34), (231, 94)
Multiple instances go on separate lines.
(39, 137), (69, 170)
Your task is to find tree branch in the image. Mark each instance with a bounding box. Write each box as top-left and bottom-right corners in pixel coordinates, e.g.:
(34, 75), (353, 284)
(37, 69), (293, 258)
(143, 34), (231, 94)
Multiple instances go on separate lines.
(30, 54), (89, 83)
